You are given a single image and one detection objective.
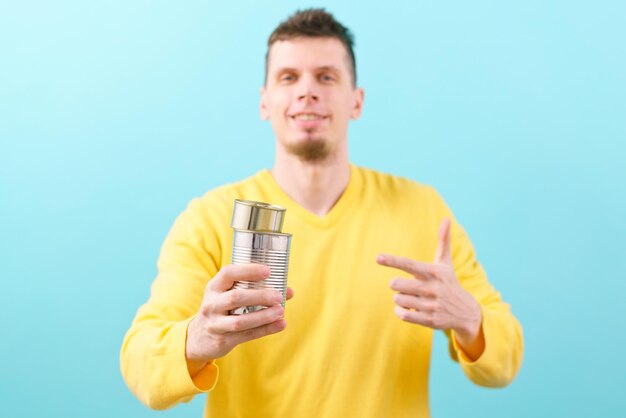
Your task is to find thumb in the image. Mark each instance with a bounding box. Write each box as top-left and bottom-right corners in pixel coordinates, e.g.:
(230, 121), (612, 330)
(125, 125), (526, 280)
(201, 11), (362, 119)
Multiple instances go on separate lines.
(434, 218), (453, 265)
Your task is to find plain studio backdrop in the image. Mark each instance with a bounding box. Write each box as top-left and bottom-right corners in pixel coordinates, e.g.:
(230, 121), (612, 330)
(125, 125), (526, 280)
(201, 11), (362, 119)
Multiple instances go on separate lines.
(1, 1), (624, 417)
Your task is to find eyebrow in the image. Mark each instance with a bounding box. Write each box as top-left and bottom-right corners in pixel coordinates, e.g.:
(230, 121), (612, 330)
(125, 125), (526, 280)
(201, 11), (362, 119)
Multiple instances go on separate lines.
(274, 65), (341, 75)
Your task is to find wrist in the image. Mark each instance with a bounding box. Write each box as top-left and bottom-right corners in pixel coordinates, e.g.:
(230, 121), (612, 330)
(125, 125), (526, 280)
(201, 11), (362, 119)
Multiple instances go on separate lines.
(186, 317), (211, 362)
(452, 302), (485, 362)
(454, 301), (482, 342)
(186, 317), (209, 377)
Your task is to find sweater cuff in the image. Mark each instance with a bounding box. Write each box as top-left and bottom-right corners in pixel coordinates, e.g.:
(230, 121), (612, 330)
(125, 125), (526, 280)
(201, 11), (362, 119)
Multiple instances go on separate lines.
(165, 317), (220, 399)
(450, 307), (489, 366)
(448, 307), (513, 387)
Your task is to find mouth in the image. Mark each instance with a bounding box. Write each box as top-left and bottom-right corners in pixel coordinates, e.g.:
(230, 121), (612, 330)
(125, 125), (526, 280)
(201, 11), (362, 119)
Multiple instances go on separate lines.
(289, 112), (328, 121)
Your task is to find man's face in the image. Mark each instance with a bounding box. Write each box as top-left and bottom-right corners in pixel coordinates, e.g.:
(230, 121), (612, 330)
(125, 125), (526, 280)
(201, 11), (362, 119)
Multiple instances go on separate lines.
(260, 37), (364, 162)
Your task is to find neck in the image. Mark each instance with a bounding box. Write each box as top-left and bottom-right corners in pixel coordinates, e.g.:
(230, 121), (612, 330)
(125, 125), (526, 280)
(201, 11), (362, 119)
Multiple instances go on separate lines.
(270, 141), (350, 217)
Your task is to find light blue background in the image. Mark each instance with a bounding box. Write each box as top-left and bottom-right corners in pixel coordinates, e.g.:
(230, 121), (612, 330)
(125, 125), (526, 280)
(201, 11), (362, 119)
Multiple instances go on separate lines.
(1, 1), (625, 417)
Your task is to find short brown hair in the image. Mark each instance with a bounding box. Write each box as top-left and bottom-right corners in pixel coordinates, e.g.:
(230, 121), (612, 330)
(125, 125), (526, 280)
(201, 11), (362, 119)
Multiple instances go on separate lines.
(265, 8), (357, 86)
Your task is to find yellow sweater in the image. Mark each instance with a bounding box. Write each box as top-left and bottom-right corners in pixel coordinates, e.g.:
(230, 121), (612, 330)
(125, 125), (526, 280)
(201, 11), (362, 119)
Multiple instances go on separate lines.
(120, 165), (523, 417)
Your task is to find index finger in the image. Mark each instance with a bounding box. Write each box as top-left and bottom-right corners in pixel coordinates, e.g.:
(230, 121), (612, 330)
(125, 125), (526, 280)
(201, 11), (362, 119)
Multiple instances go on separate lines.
(376, 253), (435, 279)
(210, 264), (271, 292)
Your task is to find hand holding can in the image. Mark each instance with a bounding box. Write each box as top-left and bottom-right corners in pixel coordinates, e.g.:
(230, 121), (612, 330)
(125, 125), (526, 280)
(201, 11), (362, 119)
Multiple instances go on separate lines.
(186, 263), (294, 368)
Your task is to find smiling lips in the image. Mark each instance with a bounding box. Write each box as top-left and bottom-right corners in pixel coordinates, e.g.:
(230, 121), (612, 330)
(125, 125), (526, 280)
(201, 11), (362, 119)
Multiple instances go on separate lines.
(289, 112), (328, 130)
(291, 113), (326, 120)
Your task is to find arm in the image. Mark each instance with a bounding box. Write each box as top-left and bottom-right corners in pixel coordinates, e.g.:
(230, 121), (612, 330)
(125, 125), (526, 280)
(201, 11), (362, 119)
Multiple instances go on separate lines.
(119, 198), (221, 409)
(377, 193), (523, 388)
(120, 198), (292, 410)
(443, 216), (524, 388)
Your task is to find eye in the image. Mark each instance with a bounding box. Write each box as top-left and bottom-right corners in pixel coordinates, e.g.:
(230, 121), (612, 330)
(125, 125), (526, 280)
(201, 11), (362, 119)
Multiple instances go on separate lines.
(319, 73), (335, 82)
(279, 73), (296, 83)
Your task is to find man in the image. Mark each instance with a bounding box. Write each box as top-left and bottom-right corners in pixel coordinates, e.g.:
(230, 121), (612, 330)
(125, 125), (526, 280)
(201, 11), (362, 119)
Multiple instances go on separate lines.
(121, 8), (523, 417)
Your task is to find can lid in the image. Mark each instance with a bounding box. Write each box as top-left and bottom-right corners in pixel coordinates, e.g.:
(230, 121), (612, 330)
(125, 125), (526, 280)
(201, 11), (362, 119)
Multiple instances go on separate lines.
(231, 199), (286, 232)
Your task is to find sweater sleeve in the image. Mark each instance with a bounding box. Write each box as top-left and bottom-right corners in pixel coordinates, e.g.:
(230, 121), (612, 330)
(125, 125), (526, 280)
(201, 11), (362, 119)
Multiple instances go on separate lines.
(120, 198), (223, 409)
(433, 189), (524, 388)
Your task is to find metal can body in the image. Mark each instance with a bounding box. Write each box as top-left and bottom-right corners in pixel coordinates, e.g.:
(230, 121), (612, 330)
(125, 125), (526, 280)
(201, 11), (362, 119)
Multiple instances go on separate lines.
(230, 230), (291, 314)
(229, 199), (292, 315)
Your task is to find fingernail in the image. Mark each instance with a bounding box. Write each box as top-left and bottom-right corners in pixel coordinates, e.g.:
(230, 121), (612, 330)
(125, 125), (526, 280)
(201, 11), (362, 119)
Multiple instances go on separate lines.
(272, 292), (283, 304)
(264, 266), (272, 278)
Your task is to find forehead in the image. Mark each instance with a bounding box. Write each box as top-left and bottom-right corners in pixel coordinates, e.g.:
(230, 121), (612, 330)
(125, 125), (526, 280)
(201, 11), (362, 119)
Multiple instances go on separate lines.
(267, 37), (351, 74)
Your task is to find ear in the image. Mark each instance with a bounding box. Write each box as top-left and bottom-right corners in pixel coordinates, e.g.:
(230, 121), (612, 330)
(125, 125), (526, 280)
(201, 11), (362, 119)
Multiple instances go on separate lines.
(260, 86), (270, 120)
(350, 87), (365, 120)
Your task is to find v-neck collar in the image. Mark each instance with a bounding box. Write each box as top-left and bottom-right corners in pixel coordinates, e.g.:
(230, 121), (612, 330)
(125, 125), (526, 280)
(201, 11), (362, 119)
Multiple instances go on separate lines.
(257, 164), (362, 229)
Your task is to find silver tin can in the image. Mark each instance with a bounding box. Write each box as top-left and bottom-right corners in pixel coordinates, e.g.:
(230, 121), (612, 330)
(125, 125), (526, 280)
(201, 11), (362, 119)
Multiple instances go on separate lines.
(229, 199), (292, 315)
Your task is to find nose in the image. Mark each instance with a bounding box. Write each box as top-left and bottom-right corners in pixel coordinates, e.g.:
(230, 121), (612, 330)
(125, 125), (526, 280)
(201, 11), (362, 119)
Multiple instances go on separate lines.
(296, 74), (319, 103)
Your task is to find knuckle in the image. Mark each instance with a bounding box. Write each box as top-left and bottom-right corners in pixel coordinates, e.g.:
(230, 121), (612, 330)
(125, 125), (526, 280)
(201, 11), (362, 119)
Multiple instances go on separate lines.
(201, 304), (213, 317)
(221, 264), (234, 276)
(418, 284), (432, 298)
(207, 278), (221, 293)
(230, 317), (243, 332)
(243, 326), (265, 340)
(397, 308), (409, 321)
(264, 321), (280, 334)
(431, 282), (442, 295)
(213, 335), (227, 350)
(205, 321), (218, 334)
(264, 307), (283, 322)
(225, 290), (240, 306)
(404, 260), (414, 271)
(266, 290), (281, 304)
(269, 320), (286, 334)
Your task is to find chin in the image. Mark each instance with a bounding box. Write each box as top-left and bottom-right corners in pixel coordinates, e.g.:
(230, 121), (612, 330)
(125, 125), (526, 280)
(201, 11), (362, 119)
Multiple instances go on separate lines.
(283, 136), (332, 162)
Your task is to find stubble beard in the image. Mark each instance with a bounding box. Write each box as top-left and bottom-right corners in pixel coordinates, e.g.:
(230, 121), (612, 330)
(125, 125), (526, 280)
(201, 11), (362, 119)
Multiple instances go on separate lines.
(284, 131), (332, 163)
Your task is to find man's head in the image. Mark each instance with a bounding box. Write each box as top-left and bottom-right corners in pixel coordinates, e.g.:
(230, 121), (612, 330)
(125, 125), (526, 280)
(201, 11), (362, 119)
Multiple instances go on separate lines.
(260, 9), (364, 163)
(264, 8), (357, 87)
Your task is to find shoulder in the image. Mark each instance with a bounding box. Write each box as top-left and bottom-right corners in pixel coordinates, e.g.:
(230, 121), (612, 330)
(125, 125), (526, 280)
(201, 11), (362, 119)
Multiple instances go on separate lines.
(180, 171), (266, 228)
(354, 165), (443, 205)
